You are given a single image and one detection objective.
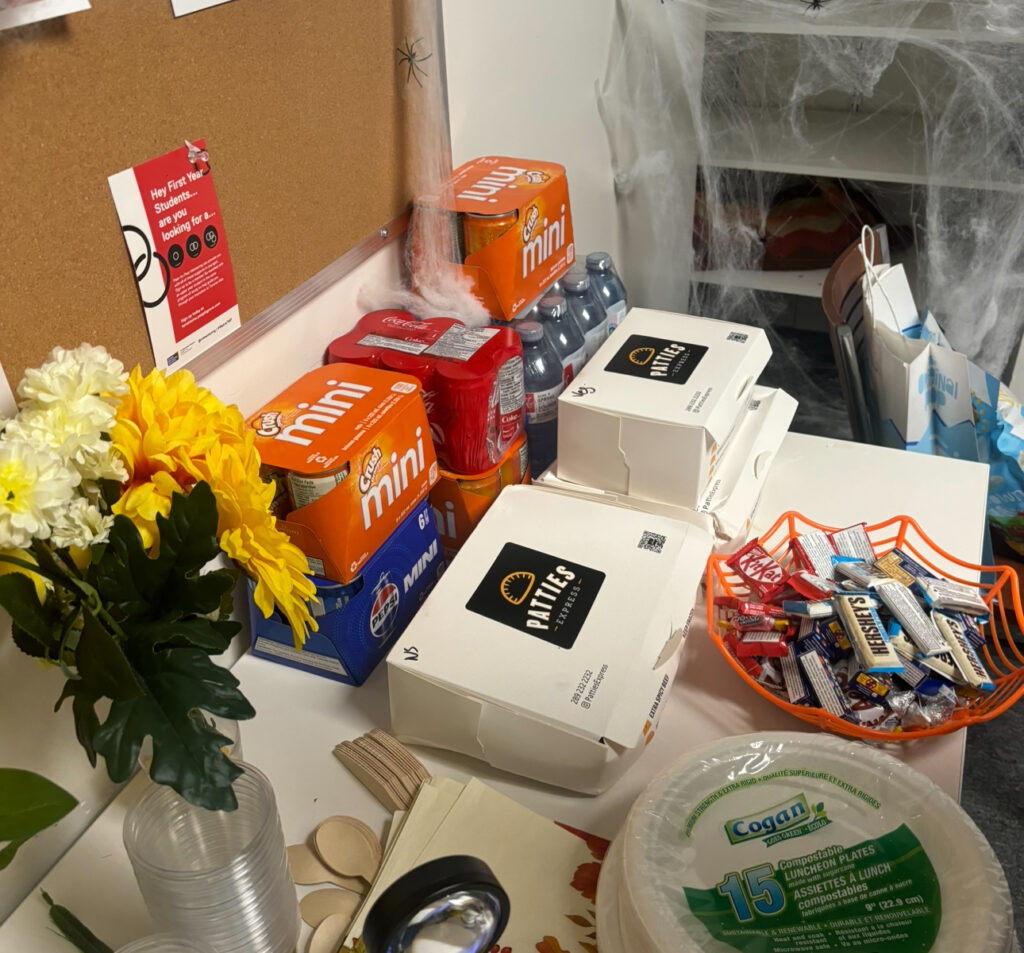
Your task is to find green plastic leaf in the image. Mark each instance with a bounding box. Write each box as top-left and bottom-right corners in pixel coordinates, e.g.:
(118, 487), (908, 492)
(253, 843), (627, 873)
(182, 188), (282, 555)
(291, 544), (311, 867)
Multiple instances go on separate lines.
(0, 573), (59, 647)
(0, 768), (77, 869)
(95, 484), (229, 620)
(55, 682), (102, 767)
(92, 647), (255, 811)
(94, 515), (154, 618)
(76, 610), (143, 702)
(153, 481), (222, 576)
(11, 622), (50, 659)
(126, 616), (239, 654)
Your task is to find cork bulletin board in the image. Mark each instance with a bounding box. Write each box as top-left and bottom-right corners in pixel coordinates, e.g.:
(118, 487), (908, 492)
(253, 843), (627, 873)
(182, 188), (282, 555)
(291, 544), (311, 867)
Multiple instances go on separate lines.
(0, 0), (411, 385)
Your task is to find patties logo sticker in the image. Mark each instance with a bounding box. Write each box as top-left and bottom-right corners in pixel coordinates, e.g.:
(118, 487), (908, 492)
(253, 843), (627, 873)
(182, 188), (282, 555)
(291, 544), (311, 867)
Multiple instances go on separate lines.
(466, 542), (604, 649)
(604, 334), (708, 385)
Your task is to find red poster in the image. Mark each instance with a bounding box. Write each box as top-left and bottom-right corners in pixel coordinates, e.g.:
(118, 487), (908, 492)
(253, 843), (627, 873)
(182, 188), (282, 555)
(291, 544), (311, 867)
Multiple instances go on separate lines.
(109, 139), (240, 369)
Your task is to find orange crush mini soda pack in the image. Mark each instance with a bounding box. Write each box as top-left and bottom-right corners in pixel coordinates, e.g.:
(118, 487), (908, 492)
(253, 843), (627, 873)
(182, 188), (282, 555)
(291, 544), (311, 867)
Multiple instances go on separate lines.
(414, 156), (576, 321)
(247, 364), (439, 584)
(428, 431), (531, 561)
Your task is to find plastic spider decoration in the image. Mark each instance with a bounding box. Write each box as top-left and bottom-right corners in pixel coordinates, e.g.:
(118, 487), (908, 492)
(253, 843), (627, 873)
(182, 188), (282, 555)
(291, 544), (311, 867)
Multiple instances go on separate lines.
(802, 0), (834, 10)
(396, 36), (432, 87)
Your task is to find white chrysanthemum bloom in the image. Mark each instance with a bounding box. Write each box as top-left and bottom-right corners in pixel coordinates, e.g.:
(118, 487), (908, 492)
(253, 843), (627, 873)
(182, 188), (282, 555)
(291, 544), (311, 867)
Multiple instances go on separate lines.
(0, 437), (78, 549)
(5, 404), (126, 485)
(18, 344), (129, 416)
(50, 496), (114, 549)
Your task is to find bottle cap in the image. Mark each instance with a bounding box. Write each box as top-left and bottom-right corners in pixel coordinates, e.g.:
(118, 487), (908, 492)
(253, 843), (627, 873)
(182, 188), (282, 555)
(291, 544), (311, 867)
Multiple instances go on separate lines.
(586, 251), (613, 272)
(538, 294), (567, 318)
(561, 270), (591, 293)
(515, 320), (546, 343)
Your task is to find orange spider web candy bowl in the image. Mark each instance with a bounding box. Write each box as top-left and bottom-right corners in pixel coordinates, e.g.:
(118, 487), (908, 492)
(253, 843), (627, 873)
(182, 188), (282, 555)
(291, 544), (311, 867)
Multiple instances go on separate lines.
(705, 511), (1024, 741)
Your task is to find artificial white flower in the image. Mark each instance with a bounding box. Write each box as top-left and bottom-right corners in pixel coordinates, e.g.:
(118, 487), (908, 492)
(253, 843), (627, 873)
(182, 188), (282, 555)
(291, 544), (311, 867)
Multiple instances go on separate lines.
(5, 404), (127, 485)
(0, 437), (78, 549)
(18, 344), (128, 414)
(50, 496), (114, 549)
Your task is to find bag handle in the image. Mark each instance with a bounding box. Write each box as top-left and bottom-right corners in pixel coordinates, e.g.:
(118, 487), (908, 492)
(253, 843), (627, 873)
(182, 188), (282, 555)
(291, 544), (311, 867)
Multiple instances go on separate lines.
(859, 224), (902, 323)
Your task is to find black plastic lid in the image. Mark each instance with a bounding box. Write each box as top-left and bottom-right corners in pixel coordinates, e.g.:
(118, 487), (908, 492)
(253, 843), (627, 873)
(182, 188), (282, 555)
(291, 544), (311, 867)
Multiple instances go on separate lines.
(362, 855), (510, 953)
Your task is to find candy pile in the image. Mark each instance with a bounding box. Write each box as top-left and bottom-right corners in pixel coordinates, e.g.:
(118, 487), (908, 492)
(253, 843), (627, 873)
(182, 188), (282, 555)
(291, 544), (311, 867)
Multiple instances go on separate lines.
(717, 523), (995, 732)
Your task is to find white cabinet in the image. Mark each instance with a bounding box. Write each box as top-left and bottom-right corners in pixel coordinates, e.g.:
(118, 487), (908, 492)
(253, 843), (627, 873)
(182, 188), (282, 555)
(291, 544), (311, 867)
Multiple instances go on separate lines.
(686, 1), (1024, 359)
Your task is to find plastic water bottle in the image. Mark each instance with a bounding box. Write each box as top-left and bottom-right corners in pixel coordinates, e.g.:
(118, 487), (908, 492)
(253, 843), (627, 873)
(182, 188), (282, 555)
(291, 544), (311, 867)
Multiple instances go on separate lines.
(515, 320), (563, 476)
(585, 251), (628, 332)
(561, 270), (609, 360)
(537, 293), (585, 387)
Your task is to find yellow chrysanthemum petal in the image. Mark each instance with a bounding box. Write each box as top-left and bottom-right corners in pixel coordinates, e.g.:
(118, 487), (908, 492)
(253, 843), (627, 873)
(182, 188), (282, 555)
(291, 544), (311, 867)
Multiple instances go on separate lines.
(113, 365), (317, 648)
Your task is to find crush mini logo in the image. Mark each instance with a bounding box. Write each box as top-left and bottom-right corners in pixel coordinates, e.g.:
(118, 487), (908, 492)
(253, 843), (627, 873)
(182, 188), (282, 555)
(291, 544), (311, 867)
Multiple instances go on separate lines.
(604, 334), (709, 386)
(466, 542), (605, 650)
(725, 795), (830, 847)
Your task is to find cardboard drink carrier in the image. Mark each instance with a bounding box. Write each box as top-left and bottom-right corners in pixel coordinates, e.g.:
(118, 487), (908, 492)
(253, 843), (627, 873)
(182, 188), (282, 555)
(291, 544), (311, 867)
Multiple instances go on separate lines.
(387, 485), (713, 793)
(430, 432), (531, 560)
(557, 308), (772, 508)
(248, 497), (444, 686)
(414, 156), (576, 321)
(326, 310), (525, 474)
(248, 364), (439, 584)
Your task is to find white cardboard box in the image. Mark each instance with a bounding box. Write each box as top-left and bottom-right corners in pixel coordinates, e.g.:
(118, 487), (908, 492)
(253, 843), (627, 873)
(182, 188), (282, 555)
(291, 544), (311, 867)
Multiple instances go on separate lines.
(557, 308), (772, 507)
(695, 385), (796, 549)
(532, 467), (717, 537)
(387, 485), (713, 794)
(538, 385), (796, 553)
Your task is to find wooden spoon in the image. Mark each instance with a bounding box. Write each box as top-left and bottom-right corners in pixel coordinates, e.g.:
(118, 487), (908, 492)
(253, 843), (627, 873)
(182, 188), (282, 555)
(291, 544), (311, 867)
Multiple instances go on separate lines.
(286, 843), (367, 894)
(313, 816), (382, 884)
(299, 887), (361, 929)
(308, 910), (359, 953)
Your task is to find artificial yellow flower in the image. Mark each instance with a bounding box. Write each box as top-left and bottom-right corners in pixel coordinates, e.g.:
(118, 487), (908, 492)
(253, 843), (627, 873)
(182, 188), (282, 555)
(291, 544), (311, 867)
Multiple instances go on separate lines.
(112, 472), (180, 550)
(112, 366), (316, 648)
(191, 436), (317, 649)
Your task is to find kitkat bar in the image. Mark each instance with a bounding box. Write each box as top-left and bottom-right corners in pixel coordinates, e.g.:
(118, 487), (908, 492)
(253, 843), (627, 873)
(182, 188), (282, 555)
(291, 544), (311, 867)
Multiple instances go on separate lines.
(726, 538), (786, 598)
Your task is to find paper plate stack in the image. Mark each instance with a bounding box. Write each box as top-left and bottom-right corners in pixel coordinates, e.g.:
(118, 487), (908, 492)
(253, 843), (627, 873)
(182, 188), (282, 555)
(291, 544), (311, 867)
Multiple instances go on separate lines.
(597, 732), (1014, 953)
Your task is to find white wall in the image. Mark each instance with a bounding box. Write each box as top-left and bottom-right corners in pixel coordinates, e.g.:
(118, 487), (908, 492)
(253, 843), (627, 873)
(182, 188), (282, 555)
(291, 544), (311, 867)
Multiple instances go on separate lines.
(441, 0), (620, 268)
(0, 240), (403, 922)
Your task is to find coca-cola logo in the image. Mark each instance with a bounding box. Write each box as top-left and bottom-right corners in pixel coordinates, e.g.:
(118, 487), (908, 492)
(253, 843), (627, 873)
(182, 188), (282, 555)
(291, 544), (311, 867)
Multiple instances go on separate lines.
(382, 316), (418, 330)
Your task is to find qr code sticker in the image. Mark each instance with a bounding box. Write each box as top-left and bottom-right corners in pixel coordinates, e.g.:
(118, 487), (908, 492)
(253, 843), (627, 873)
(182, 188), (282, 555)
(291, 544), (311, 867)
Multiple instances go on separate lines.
(727, 332), (749, 343)
(638, 531), (666, 554)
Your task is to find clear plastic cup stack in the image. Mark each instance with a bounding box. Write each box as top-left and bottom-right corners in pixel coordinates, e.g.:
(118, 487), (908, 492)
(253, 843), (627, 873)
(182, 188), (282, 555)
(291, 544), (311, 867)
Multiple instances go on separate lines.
(123, 763), (299, 953)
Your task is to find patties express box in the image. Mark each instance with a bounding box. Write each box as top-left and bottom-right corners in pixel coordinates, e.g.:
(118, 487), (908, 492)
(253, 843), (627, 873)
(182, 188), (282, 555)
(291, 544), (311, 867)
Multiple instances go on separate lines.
(248, 364), (439, 584)
(557, 308), (772, 508)
(388, 485), (713, 793)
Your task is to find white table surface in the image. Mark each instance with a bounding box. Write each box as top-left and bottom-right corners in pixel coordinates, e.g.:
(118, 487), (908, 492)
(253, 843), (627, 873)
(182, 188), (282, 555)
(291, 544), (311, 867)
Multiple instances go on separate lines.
(0, 432), (991, 951)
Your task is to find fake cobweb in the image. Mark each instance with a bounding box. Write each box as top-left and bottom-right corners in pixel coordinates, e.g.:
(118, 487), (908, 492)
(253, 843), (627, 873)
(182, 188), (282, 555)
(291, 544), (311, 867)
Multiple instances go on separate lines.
(597, 0), (1024, 423)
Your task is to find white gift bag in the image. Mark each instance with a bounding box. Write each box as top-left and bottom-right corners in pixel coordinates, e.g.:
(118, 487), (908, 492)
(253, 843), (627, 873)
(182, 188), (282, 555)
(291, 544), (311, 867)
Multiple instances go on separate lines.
(857, 227), (1024, 556)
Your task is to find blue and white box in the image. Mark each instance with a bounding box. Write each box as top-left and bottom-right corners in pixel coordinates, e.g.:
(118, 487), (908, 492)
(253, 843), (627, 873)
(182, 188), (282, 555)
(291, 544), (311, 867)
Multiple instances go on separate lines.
(248, 497), (444, 685)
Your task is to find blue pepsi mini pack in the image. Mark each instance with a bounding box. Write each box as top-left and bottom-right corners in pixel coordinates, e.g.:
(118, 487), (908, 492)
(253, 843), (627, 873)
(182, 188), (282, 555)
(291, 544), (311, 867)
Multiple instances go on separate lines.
(248, 497), (444, 685)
